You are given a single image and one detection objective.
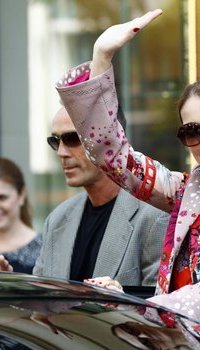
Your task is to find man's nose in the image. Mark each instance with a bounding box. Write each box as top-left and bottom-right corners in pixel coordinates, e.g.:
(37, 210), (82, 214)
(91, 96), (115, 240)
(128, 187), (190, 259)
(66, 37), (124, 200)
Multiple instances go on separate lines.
(57, 140), (72, 157)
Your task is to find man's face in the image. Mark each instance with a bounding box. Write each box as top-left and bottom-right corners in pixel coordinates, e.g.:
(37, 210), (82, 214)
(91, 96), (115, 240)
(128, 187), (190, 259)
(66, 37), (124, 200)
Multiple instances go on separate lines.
(180, 95), (200, 164)
(51, 108), (104, 187)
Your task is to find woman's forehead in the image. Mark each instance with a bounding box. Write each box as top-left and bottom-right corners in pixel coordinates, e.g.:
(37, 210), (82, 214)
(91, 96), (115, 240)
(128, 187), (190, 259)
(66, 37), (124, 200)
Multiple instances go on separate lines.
(181, 95), (200, 124)
(0, 179), (16, 192)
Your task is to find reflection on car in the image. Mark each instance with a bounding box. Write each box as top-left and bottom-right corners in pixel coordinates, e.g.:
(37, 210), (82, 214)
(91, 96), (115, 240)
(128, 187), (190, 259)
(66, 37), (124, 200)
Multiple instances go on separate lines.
(0, 272), (199, 349)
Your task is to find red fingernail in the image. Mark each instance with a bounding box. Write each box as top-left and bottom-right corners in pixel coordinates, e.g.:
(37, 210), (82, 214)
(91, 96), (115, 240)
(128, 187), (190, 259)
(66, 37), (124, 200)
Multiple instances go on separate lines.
(133, 27), (140, 32)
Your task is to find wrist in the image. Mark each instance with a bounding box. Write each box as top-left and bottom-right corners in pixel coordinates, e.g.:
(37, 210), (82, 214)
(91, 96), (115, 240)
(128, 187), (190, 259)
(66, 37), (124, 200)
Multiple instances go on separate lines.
(91, 45), (113, 78)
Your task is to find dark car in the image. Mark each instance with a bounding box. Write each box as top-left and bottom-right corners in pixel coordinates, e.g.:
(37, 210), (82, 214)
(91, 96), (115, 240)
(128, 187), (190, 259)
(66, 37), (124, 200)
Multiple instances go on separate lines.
(0, 273), (199, 350)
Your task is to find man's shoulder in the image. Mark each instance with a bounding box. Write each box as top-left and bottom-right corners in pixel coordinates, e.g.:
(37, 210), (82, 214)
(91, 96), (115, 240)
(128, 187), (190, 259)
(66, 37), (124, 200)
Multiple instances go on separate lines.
(138, 197), (168, 216)
(117, 188), (169, 219)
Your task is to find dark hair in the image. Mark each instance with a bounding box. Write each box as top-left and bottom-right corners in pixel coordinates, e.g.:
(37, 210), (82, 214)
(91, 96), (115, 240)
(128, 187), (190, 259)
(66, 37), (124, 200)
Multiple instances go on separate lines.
(0, 158), (33, 228)
(117, 104), (127, 132)
(177, 81), (200, 122)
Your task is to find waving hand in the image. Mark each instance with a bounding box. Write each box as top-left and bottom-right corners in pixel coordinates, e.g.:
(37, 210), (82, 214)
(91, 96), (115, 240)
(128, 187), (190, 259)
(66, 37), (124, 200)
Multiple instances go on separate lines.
(91, 9), (162, 77)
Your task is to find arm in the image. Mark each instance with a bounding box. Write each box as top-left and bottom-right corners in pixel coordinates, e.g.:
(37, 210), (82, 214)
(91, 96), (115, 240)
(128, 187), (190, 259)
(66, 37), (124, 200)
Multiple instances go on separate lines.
(148, 282), (200, 322)
(56, 10), (184, 213)
(84, 276), (200, 325)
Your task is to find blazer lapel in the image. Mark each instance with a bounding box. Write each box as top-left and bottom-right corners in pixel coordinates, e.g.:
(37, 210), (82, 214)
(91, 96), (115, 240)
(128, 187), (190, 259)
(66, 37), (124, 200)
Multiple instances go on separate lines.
(51, 192), (87, 279)
(93, 189), (138, 278)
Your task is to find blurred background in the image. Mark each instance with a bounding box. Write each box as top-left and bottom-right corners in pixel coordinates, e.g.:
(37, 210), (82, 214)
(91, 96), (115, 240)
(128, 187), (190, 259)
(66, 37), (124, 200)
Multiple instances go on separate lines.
(0, 0), (199, 232)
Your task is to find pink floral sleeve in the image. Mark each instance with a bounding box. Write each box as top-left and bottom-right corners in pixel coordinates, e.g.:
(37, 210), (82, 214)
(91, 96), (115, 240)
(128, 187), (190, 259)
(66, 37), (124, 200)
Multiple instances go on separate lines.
(56, 63), (184, 213)
(149, 282), (200, 321)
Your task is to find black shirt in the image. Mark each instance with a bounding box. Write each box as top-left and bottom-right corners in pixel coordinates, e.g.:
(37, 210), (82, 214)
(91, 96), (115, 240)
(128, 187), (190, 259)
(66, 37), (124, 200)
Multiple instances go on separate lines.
(70, 196), (117, 281)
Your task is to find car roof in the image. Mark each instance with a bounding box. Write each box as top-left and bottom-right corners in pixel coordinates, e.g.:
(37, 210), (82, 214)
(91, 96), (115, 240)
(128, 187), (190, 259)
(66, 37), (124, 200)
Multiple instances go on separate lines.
(0, 273), (199, 349)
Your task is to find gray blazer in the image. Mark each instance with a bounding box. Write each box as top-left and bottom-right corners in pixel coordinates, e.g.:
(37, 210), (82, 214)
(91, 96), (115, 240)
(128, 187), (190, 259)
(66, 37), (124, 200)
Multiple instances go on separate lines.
(33, 188), (169, 286)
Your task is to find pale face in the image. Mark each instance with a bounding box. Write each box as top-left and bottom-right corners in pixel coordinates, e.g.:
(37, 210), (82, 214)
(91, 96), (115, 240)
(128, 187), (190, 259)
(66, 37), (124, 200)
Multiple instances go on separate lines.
(51, 108), (104, 187)
(180, 95), (200, 164)
(0, 180), (24, 232)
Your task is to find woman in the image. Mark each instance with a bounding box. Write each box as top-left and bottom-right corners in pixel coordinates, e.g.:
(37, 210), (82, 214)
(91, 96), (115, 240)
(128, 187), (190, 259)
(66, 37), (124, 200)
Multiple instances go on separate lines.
(55, 9), (200, 322)
(0, 158), (41, 273)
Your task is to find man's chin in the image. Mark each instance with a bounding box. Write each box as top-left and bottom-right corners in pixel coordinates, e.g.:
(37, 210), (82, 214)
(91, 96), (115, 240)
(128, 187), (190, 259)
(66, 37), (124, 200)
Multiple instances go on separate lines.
(65, 178), (82, 187)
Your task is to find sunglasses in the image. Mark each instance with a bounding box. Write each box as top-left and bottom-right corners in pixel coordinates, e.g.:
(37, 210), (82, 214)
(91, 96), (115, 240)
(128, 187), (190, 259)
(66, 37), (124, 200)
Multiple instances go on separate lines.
(177, 122), (200, 147)
(47, 131), (81, 151)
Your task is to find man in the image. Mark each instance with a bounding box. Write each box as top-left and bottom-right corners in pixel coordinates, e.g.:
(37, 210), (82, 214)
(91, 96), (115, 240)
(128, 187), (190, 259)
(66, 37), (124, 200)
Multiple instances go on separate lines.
(33, 106), (169, 286)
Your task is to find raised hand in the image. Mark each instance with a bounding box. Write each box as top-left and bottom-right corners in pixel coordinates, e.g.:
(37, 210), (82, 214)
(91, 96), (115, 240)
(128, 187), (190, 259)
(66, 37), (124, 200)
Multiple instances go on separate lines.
(0, 254), (13, 272)
(91, 9), (162, 77)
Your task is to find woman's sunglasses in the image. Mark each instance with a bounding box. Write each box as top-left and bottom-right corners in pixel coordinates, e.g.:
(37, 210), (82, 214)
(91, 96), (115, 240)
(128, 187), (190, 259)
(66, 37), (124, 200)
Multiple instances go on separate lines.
(47, 131), (81, 151)
(177, 122), (200, 147)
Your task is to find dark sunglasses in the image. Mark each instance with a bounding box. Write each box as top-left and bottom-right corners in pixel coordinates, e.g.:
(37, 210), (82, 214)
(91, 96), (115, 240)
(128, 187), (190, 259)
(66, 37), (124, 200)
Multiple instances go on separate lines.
(47, 131), (81, 151)
(177, 122), (200, 147)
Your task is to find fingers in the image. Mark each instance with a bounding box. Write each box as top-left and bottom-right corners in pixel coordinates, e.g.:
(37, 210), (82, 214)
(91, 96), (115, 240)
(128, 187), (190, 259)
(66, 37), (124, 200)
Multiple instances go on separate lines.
(84, 276), (111, 287)
(128, 9), (163, 35)
(84, 276), (124, 293)
(106, 280), (124, 293)
(133, 9), (163, 31)
(84, 276), (111, 282)
(0, 254), (13, 272)
(106, 284), (124, 293)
